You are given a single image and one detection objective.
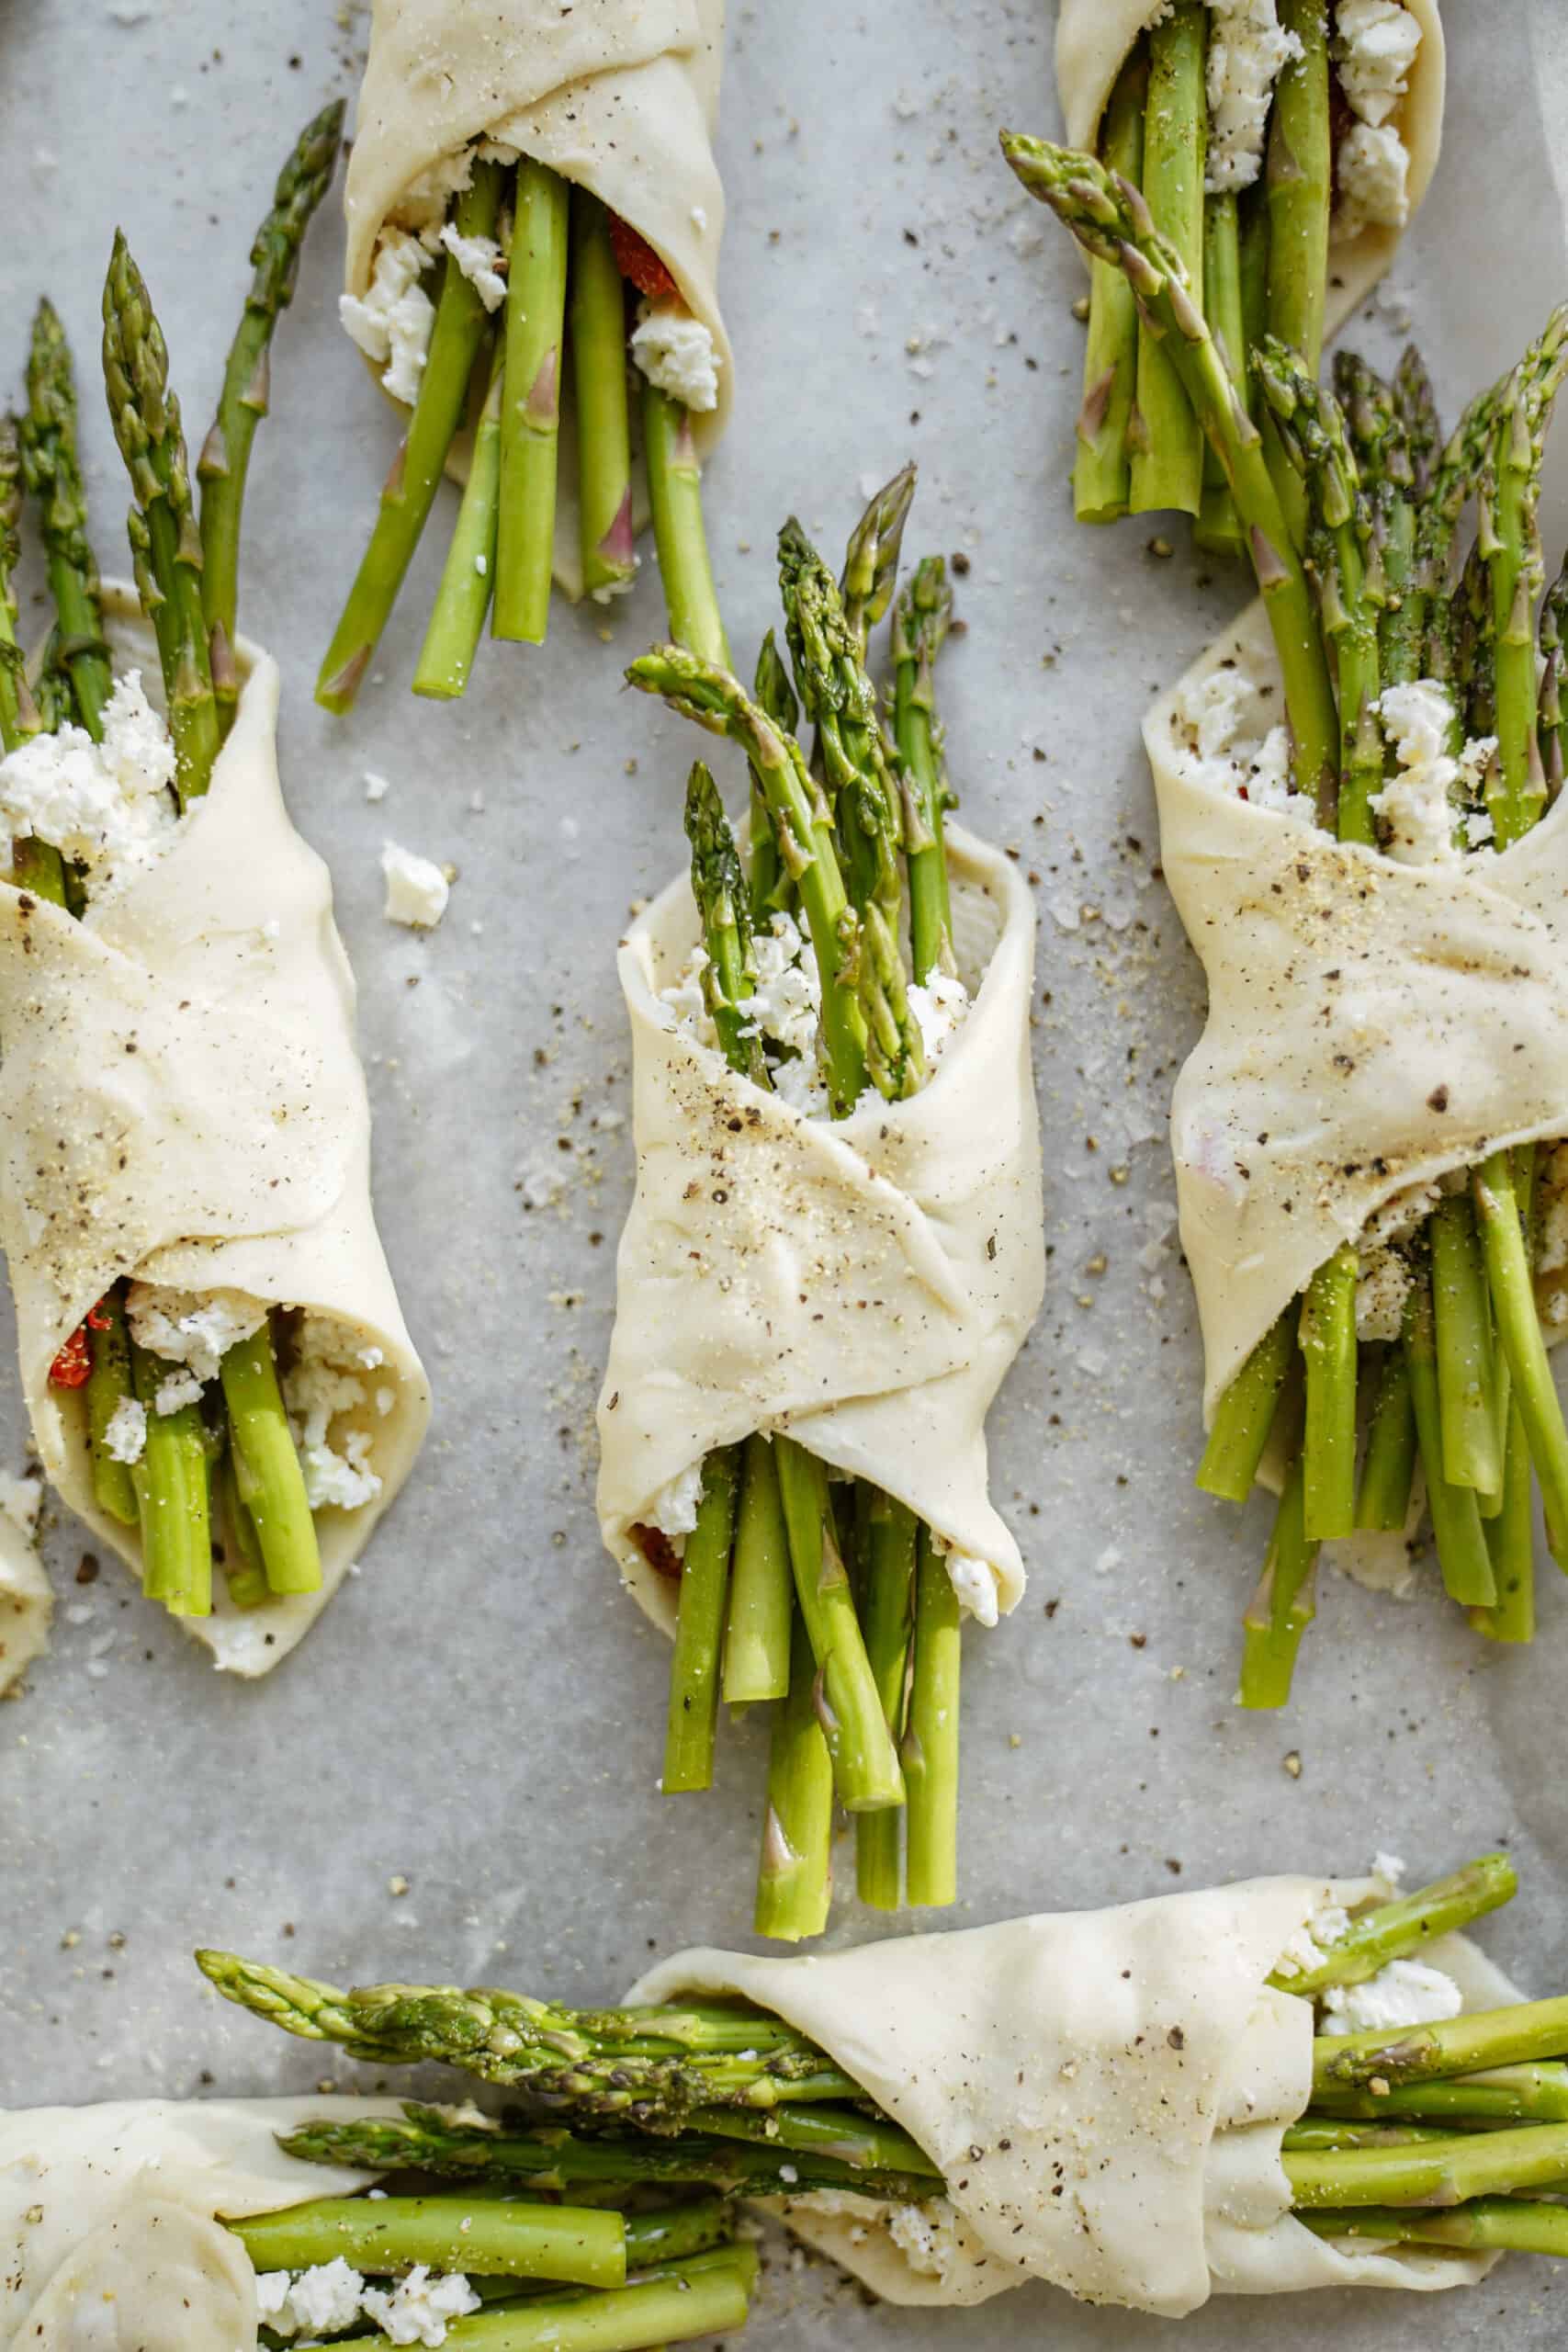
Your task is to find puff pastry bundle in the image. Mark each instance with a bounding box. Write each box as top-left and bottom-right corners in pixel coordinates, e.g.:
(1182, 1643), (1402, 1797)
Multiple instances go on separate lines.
(1007, 124), (1568, 1701)
(321, 0), (734, 707)
(597, 469), (1043, 1938)
(0, 119), (428, 1679)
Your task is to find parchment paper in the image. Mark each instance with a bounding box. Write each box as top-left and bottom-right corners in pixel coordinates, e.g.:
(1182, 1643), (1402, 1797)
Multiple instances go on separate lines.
(2, 5), (1566, 2348)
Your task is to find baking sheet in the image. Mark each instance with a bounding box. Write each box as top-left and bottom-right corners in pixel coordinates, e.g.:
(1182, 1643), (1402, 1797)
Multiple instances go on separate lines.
(3, 0), (1568, 2343)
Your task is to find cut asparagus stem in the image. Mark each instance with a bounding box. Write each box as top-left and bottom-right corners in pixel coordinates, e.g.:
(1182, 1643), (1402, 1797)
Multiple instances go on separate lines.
(317, 163), (504, 711)
(662, 1446), (739, 1794)
(1474, 1396), (1534, 1642)
(332, 2246), (757, 2352)
(1299, 2199), (1568, 2258)
(1428, 1193), (1503, 1495)
(1314, 2062), (1568, 2125)
(643, 383), (728, 666)
(999, 137), (1338, 809)
(687, 2099), (938, 2181)
(219, 1319), (321, 1597)
(129, 1341), (211, 1616)
(1286, 2120), (1568, 2210)
(1354, 1342), (1417, 1532)
(1404, 1267), (1496, 1608)
(1283, 2120), (1457, 2152)
(102, 234), (220, 803)
(1195, 192), (1247, 557)
(216, 1444), (269, 1611)
(746, 631), (795, 920)
(854, 1488), (918, 1911)
(1129, 2), (1205, 518)
(493, 159), (570, 646)
(904, 1521), (961, 1907)
(1268, 1855), (1517, 1996)
(773, 1437), (903, 1815)
(570, 192), (637, 604)
(22, 300), (112, 740)
(412, 338), (502, 699)
(754, 1607), (834, 1943)
(197, 99), (344, 728)
(1299, 1244), (1358, 1542)
(893, 554), (955, 983)
(616, 2201), (736, 2267)
(724, 1433), (793, 1704)
(1197, 1305), (1295, 1501)
(85, 1289), (139, 1526)
(1076, 47), (1146, 525)
(1472, 1148), (1568, 1557)
(1264, 0), (1330, 373)
(1314, 1999), (1568, 2098)
(230, 2196), (626, 2286)
(1237, 1440), (1319, 1709)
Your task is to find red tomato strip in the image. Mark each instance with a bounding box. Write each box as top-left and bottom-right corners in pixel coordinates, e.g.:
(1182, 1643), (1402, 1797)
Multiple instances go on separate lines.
(608, 213), (680, 304)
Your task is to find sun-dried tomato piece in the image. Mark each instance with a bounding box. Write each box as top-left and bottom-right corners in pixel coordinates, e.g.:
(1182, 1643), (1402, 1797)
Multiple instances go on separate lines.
(49, 1325), (93, 1388)
(631, 1521), (683, 1579)
(608, 213), (680, 304)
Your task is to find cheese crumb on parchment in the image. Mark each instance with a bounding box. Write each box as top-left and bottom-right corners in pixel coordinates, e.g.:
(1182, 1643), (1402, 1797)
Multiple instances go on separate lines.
(382, 840), (450, 929)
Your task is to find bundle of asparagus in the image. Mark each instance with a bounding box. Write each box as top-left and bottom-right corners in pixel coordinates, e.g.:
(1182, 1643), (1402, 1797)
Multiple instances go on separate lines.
(596, 470), (1043, 1937)
(1055, 0), (1441, 541)
(202, 1851), (1568, 2316)
(321, 0), (730, 707)
(0, 2097), (757, 2350)
(1002, 132), (1568, 1701)
(0, 111), (430, 1668)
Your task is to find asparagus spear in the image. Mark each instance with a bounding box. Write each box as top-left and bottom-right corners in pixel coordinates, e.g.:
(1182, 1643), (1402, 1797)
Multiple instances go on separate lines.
(1264, 0), (1331, 372)
(1268, 1855), (1517, 1997)
(1314, 1997), (1568, 2097)
(1237, 1440), (1318, 1709)
(661, 1443), (739, 1794)
(336, 2247), (757, 2352)
(21, 300), (112, 740)
(493, 160), (570, 646)
(854, 1487), (918, 1910)
(643, 384), (728, 666)
(0, 414), (70, 908)
(198, 98), (344, 727)
(1129, 3), (1206, 517)
(85, 1289), (139, 1527)
(892, 554), (956, 984)
(840, 461), (917, 658)
(220, 1321), (321, 1595)
(904, 1521), (961, 1907)
(1539, 557), (1568, 801)
(746, 630), (795, 921)
(230, 2195), (626, 2285)
(129, 1342), (211, 1617)
(412, 339), (503, 699)
(570, 193), (637, 604)
(773, 1437), (905, 1815)
(1195, 1306), (1296, 1501)
(1313, 2062), (1568, 2125)
(1301, 2200), (1568, 2258)
(1076, 49), (1147, 526)
(723, 1433), (793, 1705)
(754, 1608), (834, 1943)
(778, 518), (903, 921)
(1195, 188), (1247, 558)
(998, 136), (1338, 808)
(101, 235), (220, 804)
(1354, 1344), (1416, 1532)
(317, 163), (505, 710)
(197, 1951), (859, 2117)
(1403, 1267), (1496, 1608)
(683, 760), (766, 1084)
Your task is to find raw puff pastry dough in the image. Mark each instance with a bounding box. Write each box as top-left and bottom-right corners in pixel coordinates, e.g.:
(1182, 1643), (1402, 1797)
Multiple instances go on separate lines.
(1145, 601), (1568, 1417)
(1055, 0), (1445, 338)
(344, 0), (731, 598)
(635, 1881), (1519, 2315)
(0, 594), (431, 1674)
(0, 1511), (49, 1697)
(0, 2096), (396, 2349)
(596, 826), (1044, 1634)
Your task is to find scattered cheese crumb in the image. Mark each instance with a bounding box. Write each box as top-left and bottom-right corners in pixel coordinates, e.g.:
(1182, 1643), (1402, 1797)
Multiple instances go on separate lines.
(364, 771), (391, 804)
(103, 1396), (147, 1465)
(382, 840), (450, 929)
(437, 222), (507, 311)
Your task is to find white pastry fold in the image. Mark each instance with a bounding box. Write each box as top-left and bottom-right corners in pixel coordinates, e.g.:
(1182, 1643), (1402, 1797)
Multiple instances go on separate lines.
(0, 2097), (393, 2349)
(1055, 0), (1444, 338)
(634, 1880), (1518, 2314)
(595, 825), (1044, 1633)
(0, 595), (431, 1673)
(344, 0), (730, 595)
(1144, 602), (1568, 1418)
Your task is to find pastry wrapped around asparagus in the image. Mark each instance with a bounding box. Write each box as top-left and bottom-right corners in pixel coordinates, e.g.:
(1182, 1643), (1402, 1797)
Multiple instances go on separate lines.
(201, 1849), (1568, 2317)
(0, 2096), (757, 2349)
(1055, 0), (1442, 538)
(0, 113), (430, 1672)
(321, 0), (731, 707)
(598, 469), (1043, 1937)
(1002, 137), (1568, 1700)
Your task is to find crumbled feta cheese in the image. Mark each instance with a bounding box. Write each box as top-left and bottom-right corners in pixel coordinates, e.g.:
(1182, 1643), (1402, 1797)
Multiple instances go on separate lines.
(1337, 121), (1411, 234)
(649, 1459), (705, 1540)
(630, 300), (721, 413)
(908, 972), (969, 1069)
(739, 913), (821, 1057)
(1204, 0), (1303, 192)
(1355, 1243), (1411, 1342)
(944, 1547), (1000, 1629)
(886, 2198), (966, 2281)
(392, 149), (477, 232)
(359, 2266), (482, 2346)
(1371, 680), (1491, 865)
(1363, 1176), (1443, 1251)
(1372, 1850), (1407, 1888)
(438, 222), (507, 311)
(0, 671), (181, 901)
(266, 2256), (367, 2338)
(153, 1370), (202, 1417)
(340, 230), (435, 405)
(382, 840), (450, 929)
(1166, 662), (1311, 822)
(364, 771), (391, 804)
(125, 1284), (266, 1385)
(1320, 1958), (1463, 2035)
(1273, 1900), (1352, 1979)
(103, 1396), (147, 1465)
(770, 1049), (830, 1117)
(254, 2271), (294, 2326)
(282, 1315), (384, 1515)
(1334, 0), (1421, 128)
